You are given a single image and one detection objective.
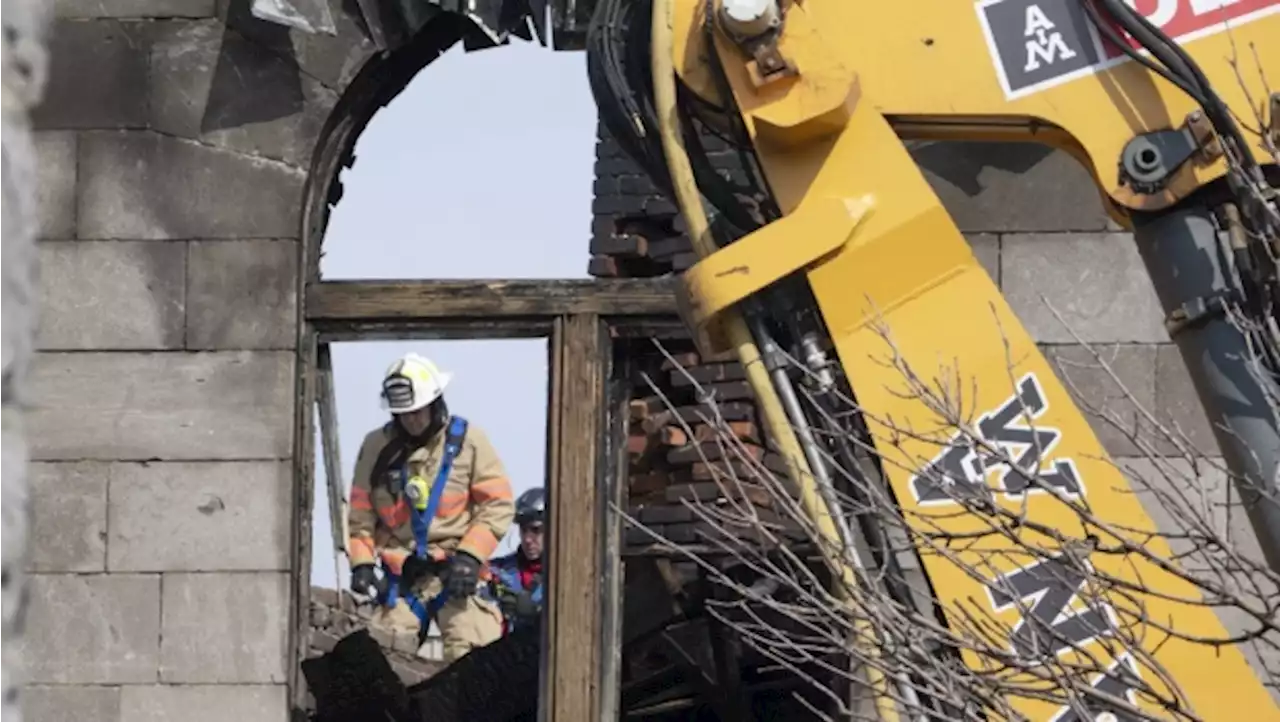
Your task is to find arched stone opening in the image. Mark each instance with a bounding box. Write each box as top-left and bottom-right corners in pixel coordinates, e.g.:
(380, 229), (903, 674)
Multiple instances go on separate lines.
(292, 11), (593, 714)
(301, 13), (487, 281)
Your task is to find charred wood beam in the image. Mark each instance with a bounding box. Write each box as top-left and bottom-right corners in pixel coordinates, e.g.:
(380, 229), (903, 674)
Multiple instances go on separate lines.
(659, 620), (727, 719)
(701, 573), (757, 722)
(316, 344), (347, 558)
(544, 313), (609, 720)
(313, 318), (560, 342)
(620, 665), (694, 713)
(600, 351), (633, 721)
(621, 558), (689, 648)
(306, 278), (679, 326)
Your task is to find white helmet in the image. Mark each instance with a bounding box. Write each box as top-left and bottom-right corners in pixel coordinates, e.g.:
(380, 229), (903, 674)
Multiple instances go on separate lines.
(381, 353), (452, 414)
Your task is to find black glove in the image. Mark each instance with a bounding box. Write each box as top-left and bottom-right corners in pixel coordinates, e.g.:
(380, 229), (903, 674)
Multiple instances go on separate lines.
(444, 551), (482, 598)
(513, 589), (539, 619)
(350, 564), (385, 602)
(497, 591), (518, 620)
(399, 555), (434, 595)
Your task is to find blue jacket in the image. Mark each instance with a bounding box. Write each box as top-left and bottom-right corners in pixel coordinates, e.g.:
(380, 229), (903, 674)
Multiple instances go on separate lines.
(489, 549), (544, 632)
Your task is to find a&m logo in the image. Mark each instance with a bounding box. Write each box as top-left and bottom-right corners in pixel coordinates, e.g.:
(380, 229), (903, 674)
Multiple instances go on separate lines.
(977, 0), (1279, 100)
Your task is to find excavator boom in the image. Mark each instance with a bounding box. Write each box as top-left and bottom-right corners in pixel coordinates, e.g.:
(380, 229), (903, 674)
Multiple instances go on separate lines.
(589, 0), (1280, 719)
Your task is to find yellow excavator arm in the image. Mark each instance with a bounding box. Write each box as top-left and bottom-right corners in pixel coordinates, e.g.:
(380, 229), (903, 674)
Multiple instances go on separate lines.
(589, 0), (1280, 719)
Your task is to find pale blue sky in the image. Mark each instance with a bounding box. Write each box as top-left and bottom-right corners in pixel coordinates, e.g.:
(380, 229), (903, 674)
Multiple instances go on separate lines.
(310, 38), (597, 589)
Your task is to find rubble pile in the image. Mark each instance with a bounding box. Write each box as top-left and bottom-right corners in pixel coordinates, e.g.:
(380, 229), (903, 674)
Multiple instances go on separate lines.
(305, 587), (444, 695)
(304, 625), (541, 722)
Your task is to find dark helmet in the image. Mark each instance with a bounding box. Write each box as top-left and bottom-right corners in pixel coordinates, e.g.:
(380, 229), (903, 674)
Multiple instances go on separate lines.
(515, 487), (546, 527)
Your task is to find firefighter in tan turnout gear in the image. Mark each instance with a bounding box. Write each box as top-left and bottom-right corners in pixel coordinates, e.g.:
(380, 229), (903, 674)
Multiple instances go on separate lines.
(346, 352), (515, 663)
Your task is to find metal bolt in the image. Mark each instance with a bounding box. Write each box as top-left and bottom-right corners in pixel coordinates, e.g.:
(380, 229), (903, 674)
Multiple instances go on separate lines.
(719, 0), (780, 38)
(1134, 146), (1162, 174)
(723, 0), (773, 22)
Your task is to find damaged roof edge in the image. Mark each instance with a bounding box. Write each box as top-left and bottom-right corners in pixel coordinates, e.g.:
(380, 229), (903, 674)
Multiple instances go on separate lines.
(249, 0), (595, 53)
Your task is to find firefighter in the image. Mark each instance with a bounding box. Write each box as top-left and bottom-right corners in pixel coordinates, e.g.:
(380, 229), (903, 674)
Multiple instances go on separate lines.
(488, 487), (546, 633)
(346, 352), (515, 663)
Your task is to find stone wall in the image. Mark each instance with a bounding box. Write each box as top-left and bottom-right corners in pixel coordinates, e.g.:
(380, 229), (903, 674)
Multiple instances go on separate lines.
(17, 2), (382, 720)
(16, 2), (1270, 720)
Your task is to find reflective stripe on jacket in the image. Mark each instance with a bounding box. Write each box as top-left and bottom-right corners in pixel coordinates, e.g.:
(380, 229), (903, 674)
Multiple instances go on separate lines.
(347, 421), (515, 572)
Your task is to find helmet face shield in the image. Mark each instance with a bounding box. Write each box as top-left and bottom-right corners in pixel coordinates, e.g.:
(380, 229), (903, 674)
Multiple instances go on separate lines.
(381, 374), (418, 413)
(380, 353), (451, 414)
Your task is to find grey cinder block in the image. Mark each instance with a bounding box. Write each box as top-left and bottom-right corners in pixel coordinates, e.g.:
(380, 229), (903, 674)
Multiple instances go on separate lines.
(55, 0), (215, 18)
(21, 685), (121, 722)
(964, 233), (999, 285)
(34, 132), (77, 238)
(160, 572), (290, 683)
(1116, 456), (1264, 562)
(28, 351), (296, 461)
(186, 239), (299, 350)
(77, 130), (305, 240)
(119, 684), (287, 722)
(1113, 456), (1277, 701)
(1154, 344), (1220, 456)
(27, 462), (109, 572)
(1041, 343), (1158, 457)
(912, 141), (1115, 233)
(1002, 232), (1168, 344)
(33, 20), (151, 130)
(107, 460), (292, 572)
(19, 574), (160, 683)
(149, 20), (338, 166)
(36, 240), (187, 350)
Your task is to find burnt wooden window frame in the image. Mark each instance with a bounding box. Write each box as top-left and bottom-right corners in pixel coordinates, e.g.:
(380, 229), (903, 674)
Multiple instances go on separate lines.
(301, 277), (683, 722)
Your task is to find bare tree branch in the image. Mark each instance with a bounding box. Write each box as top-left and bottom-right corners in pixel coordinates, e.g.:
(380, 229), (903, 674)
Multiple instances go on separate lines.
(616, 304), (1279, 721)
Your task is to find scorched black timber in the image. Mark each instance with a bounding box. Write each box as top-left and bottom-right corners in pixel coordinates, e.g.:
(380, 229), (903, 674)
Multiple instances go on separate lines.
(303, 625), (542, 722)
(306, 278), (678, 322)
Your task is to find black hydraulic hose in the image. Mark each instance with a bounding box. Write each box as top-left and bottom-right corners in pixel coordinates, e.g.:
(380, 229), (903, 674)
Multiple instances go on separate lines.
(1096, 0), (1204, 91)
(1095, 0), (1255, 173)
(586, 0), (667, 189)
(677, 88), (763, 231)
(588, 0), (760, 230)
(698, 0), (782, 224)
(1081, 0), (1206, 104)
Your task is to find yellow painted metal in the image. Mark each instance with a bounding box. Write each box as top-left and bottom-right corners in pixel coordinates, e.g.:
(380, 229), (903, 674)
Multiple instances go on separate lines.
(677, 194), (874, 354)
(802, 105), (1278, 721)
(669, 0), (1280, 718)
(674, 0), (1280, 219)
(657, 2), (905, 717)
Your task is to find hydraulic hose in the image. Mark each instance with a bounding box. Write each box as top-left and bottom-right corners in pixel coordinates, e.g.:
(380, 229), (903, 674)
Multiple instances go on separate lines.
(648, 1), (906, 718)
